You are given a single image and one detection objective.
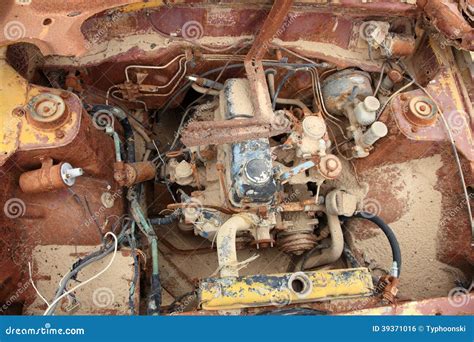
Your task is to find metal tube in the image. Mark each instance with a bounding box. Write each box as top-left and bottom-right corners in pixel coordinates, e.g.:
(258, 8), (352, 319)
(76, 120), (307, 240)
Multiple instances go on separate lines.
(216, 213), (256, 277)
(302, 214), (344, 270)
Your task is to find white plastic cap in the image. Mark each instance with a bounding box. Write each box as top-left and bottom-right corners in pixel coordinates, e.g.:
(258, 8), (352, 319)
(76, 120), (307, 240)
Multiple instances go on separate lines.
(61, 163), (84, 186)
(302, 116), (326, 140)
(362, 121), (388, 147)
(363, 96), (381, 112)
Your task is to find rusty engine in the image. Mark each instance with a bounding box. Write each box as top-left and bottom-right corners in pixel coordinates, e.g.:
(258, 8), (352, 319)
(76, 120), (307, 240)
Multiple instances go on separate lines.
(0, 0), (473, 316)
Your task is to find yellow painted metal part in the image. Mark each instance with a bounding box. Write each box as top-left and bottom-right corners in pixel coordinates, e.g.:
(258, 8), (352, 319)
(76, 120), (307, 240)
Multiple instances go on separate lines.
(199, 267), (374, 310)
(0, 49), (28, 164)
(0, 48), (82, 166)
(119, 1), (184, 13)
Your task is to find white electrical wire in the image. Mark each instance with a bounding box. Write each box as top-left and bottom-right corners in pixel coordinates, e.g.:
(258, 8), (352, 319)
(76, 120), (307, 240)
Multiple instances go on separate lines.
(43, 231), (118, 315)
(28, 262), (50, 306)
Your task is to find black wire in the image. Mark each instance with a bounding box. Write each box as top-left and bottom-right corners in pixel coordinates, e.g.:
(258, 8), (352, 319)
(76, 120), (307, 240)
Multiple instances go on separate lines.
(299, 243), (329, 271)
(156, 64), (246, 119)
(158, 61), (324, 120)
(149, 209), (181, 225)
(343, 242), (360, 268)
(272, 69), (296, 110)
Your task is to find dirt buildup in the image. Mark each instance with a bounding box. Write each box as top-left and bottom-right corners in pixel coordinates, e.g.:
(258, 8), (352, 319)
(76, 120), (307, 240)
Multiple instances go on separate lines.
(347, 154), (463, 300)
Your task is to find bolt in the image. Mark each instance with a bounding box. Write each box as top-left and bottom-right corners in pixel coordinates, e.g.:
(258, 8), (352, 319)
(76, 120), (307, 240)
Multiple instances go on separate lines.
(388, 69), (403, 83)
(55, 130), (65, 139)
(12, 107), (26, 117)
(60, 91), (72, 100)
(326, 158), (338, 171)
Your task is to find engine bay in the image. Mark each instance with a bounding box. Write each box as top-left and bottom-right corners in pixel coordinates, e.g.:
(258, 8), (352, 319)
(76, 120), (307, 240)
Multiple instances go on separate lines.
(0, 0), (473, 316)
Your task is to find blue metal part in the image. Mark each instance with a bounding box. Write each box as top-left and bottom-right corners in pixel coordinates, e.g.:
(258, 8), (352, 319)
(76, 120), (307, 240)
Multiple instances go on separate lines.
(230, 138), (277, 204)
(279, 160), (316, 184)
(222, 78), (277, 205)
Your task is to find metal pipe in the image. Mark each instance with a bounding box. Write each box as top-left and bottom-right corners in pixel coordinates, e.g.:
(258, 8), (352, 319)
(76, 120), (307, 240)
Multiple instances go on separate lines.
(130, 198), (161, 314)
(125, 54), (185, 83)
(276, 98), (311, 113)
(301, 214), (344, 270)
(191, 82), (220, 96)
(216, 213), (256, 277)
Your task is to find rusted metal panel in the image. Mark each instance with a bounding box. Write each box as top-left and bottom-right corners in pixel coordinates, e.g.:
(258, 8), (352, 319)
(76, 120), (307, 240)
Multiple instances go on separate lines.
(421, 0), (474, 51)
(181, 0), (294, 146)
(0, 0), (142, 56)
(390, 39), (474, 162)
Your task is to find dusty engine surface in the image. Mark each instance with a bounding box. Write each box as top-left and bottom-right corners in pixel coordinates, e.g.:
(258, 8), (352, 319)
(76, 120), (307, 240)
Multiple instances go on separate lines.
(0, 0), (473, 316)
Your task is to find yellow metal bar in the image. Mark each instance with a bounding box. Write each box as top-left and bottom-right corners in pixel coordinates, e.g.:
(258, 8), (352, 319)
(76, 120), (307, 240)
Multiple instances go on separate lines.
(0, 48), (28, 163)
(199, 267), (374, 310)
(118, 1), (184, 13)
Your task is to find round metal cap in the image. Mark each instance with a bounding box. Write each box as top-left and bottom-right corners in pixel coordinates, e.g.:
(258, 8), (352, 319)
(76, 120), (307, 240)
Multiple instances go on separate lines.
(403, 96), (438, 126)
(244, 158), (271, 184)
(302, 116), (326, 140)
(27, 93), (69, 129)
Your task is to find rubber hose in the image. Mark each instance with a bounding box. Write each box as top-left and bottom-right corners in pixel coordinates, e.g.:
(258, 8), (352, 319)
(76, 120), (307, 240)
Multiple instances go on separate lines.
(119, 117), (135, 163)
(149, 210), (180, 225)
(350, 212), (402, 277)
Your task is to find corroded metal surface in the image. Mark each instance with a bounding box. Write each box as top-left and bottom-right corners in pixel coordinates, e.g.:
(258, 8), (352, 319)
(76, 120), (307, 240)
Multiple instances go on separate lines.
(0, 0), (139, 56)
(0, 55), (125, 310)
(390, 39), (474, 162)
(0, 0), (472, 317)
(181, 0), (294, 146)
(199, 267), (374, 310)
